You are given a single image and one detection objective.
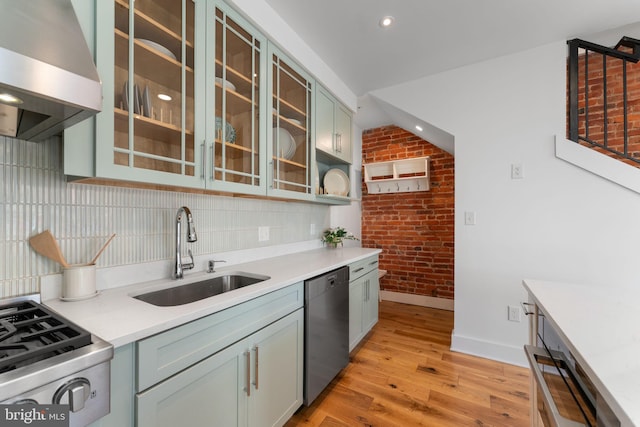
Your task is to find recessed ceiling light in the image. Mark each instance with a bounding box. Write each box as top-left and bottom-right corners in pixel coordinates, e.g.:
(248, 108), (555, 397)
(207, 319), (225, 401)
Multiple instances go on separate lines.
(379, 16), (395, 28)
(0, 93), (23, 104)
(415, 125), (423, 132)
(157, 93), (172, 101)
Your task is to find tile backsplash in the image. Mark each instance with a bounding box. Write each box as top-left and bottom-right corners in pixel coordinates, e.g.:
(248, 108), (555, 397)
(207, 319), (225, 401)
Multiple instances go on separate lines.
(0, 136), (329, 297)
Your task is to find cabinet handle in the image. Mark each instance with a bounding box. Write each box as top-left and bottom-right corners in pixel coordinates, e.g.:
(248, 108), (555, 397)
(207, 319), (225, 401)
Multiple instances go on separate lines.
(244, 350), (251, 397)
(269, 160), (274, 189)
(336, 133), (342, 153)
(254, 346), (259, 390)
(210, 145), (215, 181)
(200, 142), (205, 180)
(368, 260), (378, 266)
(354, 267), (364, 273)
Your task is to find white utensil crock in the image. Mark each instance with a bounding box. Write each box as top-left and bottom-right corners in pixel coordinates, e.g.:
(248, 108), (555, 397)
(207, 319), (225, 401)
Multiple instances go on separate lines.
(62, 264), (97, 300)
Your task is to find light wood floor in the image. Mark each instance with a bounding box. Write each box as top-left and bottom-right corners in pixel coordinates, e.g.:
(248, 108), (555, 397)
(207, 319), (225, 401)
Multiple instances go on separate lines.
(285, 301), (531, 427)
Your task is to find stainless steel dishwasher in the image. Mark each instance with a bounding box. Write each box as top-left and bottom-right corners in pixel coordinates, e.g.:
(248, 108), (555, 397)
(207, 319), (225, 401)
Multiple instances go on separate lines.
(304, 265), (350, 406)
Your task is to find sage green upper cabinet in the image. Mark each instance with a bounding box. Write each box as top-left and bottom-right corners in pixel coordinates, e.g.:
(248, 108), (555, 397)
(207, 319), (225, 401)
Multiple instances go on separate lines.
(203, 2), (267, 195)
(268, 44), (315, 201)
(316, 85), (352, 164)
(88, 0), (202, 187)
(65, 0), (346, 205)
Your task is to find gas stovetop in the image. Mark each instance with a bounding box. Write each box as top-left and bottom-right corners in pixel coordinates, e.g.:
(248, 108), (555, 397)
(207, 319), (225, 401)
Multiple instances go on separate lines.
(0, 294), (113, 422)
(0, 298), (92, 373)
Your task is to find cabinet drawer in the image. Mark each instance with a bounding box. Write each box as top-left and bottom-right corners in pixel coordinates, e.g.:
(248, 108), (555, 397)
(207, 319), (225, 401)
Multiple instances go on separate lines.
(136, 282), (303, 391)
(349, 255), (379, 281)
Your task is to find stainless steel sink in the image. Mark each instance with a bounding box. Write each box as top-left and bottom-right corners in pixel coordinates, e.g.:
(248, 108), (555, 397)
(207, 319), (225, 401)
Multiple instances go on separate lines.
(133, 272), (270, 307)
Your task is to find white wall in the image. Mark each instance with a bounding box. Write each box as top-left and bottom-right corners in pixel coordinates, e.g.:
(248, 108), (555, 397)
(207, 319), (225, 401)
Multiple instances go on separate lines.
(227, 0), (357, 112)
(373, 40), (640, 366)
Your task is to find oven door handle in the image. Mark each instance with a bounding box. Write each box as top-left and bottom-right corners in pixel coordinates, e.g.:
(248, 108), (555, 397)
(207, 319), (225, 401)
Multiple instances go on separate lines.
(524, 345), (587, 427)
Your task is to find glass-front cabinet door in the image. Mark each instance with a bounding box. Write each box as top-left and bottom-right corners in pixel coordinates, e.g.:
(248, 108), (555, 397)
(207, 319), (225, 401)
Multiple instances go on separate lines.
(268, 45), (314, 201)
(95, 0), (201, 187)
(205, 3), (267, 194)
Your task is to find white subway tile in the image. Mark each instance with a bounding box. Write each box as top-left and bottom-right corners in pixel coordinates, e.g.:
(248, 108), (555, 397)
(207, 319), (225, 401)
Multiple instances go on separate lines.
(0, 137), (330, 297)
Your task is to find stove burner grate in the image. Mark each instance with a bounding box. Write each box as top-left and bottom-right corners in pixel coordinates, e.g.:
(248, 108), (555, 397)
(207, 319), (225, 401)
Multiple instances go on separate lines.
(0, 300), (92, 373)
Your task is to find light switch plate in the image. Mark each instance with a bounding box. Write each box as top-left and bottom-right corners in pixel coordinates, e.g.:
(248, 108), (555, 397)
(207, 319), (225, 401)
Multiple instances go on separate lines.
(508, 305), (521, 322)
(464, 211), (476, 225)
(511, 163), (524, 179)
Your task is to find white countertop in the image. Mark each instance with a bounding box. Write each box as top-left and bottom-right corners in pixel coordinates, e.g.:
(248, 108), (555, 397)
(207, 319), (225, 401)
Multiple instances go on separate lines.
(523, 279), (640, 427)
(44, 247), (380, 348)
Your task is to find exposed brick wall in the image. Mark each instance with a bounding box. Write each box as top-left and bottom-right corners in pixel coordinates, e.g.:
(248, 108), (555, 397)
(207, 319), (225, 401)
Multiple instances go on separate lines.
(361, 125), (455, 299)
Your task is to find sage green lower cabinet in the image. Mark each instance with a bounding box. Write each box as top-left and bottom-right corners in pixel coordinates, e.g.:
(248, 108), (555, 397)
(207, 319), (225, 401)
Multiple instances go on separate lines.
(87, 344), (136, 427)
(247, 309), (304, 427)
(134, 283), (304, 427)
(136, 337), (245, 427)
(348, 256), (379, 352)
(136, 308), (303, 427)
(136, 309), (303, 427)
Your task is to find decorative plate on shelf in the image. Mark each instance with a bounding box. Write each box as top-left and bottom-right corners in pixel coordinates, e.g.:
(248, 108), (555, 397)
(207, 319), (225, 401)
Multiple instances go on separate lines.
(121, 81), (128, 111)
(215, 117), (236, 143)
(142, 86), (151, 118)
(133, 84), (141, 115)
(273, 127), (296, 160)
(137, 39), (176, 60)
(215, 77), (237, 92)
(324, 169), (349, 197)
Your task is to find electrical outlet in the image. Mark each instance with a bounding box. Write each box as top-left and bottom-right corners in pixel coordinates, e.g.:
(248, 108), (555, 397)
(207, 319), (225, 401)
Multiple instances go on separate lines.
(310, 223), (316, 235)
(511, 163), (524, 179)
(508, 305), (521, 322)
(464, 211), (476, 225)
(258, 226), (269, 242)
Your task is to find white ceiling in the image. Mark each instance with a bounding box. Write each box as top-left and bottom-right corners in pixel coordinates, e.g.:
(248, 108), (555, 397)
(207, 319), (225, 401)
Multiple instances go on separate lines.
(263, 0), (640, 130)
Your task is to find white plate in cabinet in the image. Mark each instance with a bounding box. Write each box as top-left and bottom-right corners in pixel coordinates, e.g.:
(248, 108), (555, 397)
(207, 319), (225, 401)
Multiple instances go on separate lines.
(364, 157), (429, 194)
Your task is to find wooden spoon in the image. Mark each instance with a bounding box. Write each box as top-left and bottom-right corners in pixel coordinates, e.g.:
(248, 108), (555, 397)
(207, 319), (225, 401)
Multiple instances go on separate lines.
(90, 233), (116, 265)
(29, 230), (70, 268)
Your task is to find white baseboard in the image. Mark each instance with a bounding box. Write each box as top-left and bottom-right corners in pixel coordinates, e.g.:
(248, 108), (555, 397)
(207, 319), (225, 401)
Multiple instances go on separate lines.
(450, 330), (527, 367)
(379, 290), (454, 311)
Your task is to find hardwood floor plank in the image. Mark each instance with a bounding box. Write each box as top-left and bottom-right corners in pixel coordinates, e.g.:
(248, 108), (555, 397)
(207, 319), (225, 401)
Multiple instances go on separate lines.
(489, 394), (531, 425)
(441, 351), (506, 377)
(458, 369), (530, 405)
(285, 301), (530, 427)
(428, 389), (527, 426)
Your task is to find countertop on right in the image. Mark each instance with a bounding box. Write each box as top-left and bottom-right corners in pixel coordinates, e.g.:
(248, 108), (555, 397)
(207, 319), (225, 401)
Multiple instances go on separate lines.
(523, 279), (640, 427)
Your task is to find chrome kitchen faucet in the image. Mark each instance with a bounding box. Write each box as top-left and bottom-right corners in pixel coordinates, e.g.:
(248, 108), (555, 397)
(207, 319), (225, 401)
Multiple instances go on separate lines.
(174, 206), (198, 279)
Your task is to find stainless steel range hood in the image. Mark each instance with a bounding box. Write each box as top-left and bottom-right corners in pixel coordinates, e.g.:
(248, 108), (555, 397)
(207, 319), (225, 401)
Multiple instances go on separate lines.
(0, 0), (102, 141)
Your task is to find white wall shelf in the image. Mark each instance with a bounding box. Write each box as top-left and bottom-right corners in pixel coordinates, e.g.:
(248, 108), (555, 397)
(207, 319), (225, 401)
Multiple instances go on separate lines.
(364, 157), (430, 194)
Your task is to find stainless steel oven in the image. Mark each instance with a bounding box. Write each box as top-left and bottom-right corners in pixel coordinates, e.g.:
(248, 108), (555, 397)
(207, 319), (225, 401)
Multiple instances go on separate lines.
(523, 302), (620, 427)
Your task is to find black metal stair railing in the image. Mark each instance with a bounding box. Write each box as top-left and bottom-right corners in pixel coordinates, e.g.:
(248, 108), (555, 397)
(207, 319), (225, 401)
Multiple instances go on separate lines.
(568, 36), (640, 164)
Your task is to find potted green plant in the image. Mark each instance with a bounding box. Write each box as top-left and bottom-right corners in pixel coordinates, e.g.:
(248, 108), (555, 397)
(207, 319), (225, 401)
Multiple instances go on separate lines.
(321, 227), (358, 248)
